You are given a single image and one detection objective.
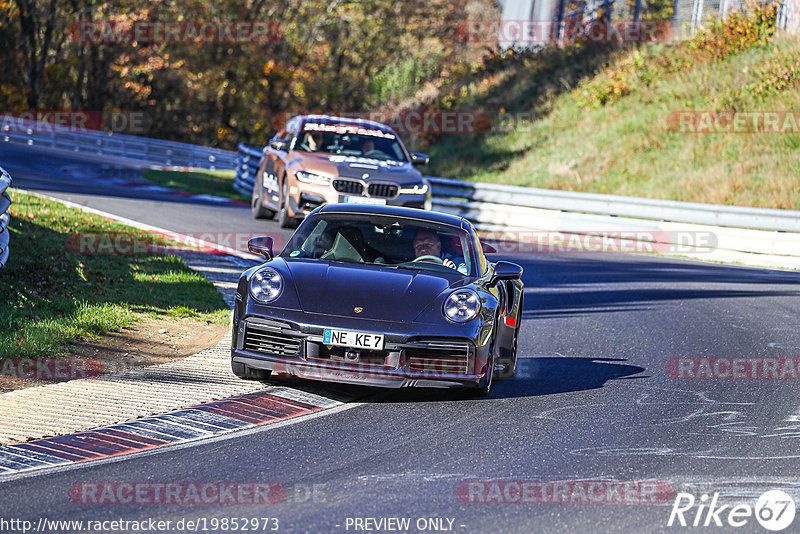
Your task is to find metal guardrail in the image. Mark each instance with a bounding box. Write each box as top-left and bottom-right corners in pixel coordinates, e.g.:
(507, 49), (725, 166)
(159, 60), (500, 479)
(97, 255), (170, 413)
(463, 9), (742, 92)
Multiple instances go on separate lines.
(1, 118), (237, 171)
(0, 165), (12, 269)
(233, 143), (800, 234)
(233, 143), (262, 199)
(427, 176), (800, 233)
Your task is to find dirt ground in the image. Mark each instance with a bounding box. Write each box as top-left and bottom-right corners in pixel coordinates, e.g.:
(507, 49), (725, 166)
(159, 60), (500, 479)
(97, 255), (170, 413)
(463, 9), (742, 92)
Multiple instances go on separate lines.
(0, 315), (229, 393)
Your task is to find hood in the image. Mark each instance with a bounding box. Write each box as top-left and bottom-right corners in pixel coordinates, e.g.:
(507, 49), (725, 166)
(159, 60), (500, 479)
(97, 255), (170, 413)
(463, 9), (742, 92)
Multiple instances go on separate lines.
(288, 152), (423, 185)
(284, 259), (466, 323)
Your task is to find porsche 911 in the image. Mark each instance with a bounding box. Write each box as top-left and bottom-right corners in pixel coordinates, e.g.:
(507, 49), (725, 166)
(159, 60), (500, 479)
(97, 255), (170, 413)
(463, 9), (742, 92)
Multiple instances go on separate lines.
(231, 204), (523, 395)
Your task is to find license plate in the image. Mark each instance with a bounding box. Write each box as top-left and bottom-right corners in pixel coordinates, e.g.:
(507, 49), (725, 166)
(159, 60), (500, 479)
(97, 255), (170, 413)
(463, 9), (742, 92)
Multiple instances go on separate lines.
(345, 196), (387, 205)
(323, 328), (384, 350)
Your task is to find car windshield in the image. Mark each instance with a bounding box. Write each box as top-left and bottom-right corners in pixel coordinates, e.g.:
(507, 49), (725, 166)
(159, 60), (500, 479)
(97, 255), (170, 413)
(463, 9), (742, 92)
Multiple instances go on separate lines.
(296, 122), (408, 162)
(281, 213), (477, 277)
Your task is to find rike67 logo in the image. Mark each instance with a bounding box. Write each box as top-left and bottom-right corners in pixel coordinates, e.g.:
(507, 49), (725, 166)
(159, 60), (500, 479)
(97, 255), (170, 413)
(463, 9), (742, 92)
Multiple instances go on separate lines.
(668, 490), (796, 531)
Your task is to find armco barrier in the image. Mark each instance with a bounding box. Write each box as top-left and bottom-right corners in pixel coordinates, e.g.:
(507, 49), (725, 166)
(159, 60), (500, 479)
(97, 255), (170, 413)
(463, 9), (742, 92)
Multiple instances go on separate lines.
(244, 143), (800, 270)
(428, 177), (800, 233)
(0, 165), (12, 269)
(233, 143), (262, 198)
(1, 118), (237, 171)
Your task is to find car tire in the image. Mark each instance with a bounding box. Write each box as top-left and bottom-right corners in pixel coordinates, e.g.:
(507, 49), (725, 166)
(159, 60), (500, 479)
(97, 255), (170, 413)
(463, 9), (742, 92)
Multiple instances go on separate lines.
(474, 353), (494, 397)
(495, 292), (522, 379)
(503, 293), (523, 378)
(252, 173), (276, 220)
(512, 294), (523, 374)
(278, 179), (298, 229)
(231, 360), (271, 381)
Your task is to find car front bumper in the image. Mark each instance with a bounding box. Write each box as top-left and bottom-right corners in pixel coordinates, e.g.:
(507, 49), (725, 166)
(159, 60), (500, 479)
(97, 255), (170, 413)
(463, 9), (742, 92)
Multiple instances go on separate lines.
(231, 310), (490, 389)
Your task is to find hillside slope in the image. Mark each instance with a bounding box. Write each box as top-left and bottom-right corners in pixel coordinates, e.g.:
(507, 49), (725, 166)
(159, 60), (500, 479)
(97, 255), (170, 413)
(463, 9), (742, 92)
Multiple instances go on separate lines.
(425, 4), (800, 209)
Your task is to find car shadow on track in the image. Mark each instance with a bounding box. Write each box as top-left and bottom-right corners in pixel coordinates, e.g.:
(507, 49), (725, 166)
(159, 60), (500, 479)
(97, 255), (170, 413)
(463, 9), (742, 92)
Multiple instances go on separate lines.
(490, 356), (647, 399)
(358, 356), (647, 403)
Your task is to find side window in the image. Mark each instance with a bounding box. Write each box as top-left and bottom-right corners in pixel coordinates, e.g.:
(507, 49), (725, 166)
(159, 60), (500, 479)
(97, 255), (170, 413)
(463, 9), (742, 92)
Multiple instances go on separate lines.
(282, 119), (299, 148)
(470, 225), (488, 276)
(286, 121), (296, 139)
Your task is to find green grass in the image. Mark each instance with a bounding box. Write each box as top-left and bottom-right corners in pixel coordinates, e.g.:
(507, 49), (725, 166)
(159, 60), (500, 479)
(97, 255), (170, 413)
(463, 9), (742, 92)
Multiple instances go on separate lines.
(0, 190), (230, 360)
(142, 169), (247, 203)
(425, 6), (800, 209)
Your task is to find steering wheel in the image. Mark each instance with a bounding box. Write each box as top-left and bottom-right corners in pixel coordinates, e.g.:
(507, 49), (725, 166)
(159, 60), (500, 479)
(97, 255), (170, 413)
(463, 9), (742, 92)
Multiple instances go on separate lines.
(412, 255), (444, 264)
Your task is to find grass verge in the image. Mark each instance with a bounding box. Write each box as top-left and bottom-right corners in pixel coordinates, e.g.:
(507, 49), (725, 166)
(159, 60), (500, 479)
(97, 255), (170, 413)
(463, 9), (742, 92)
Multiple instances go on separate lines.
(142, 169), (247, 203)
(0, 190), (231, 360)
(424, 3), (800, 209)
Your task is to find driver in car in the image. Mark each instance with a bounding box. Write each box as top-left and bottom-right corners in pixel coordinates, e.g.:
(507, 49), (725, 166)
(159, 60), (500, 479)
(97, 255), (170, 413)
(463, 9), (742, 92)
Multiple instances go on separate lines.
(300, 131), (323, 152)
(412, 229), (467, 274)
(361, 139), (378, 157)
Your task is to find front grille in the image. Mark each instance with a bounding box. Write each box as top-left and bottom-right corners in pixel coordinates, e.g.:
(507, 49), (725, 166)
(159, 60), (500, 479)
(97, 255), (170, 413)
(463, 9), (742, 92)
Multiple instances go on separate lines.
(332, 179), (363, 194)
(243, 319), (303, 357)
(403, 341), (471, 376)
(305, 341), (401, 369)
(406, 356), (469, 375)
(367, 183), (398, 198)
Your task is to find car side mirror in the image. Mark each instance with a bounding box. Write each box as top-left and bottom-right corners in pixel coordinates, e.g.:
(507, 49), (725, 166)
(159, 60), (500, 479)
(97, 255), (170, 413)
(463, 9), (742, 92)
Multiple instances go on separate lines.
(490, 261), (522, 286)
(410, 153), (429, 166)
(269, 138), (289, 151)
(248, 236), (274, 260)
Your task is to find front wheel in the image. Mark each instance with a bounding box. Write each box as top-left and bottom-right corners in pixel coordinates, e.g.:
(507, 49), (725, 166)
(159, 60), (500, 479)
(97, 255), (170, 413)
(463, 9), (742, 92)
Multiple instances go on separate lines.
(231, 360), (271, 380)
(278, 180), (298, 229)
(473, 353), (494, 397)
(496, 293), (523, 379)
(251, 174), (276, 220)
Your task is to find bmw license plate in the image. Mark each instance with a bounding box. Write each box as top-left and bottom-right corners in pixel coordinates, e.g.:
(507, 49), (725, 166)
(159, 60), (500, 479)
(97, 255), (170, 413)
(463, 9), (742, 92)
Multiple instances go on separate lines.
(345, 196), (387, 205)
(323, 328), (384, 350)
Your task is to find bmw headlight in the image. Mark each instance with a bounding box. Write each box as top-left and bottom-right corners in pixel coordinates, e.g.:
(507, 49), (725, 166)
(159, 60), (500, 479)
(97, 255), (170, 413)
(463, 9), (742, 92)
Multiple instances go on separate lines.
(443, 290), (480, 323)
(250, 267), (283, 303)
(295, 171), (331, 186)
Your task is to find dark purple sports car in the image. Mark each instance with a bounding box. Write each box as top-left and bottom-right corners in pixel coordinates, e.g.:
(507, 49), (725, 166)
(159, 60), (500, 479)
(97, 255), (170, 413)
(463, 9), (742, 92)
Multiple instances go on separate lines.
(231, 204), (523, 395)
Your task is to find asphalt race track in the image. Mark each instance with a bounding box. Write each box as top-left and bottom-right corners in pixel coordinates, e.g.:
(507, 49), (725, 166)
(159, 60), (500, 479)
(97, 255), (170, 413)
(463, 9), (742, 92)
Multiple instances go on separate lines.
(3, 143), (800, 533)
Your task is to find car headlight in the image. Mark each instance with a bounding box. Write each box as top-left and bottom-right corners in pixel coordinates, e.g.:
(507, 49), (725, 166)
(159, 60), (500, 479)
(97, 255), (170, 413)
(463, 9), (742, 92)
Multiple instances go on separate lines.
(398, 183), (429, 195)
(250, 267), (283, 303)
(295, 171), (331, 186)
(443, 290), (480, 323)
